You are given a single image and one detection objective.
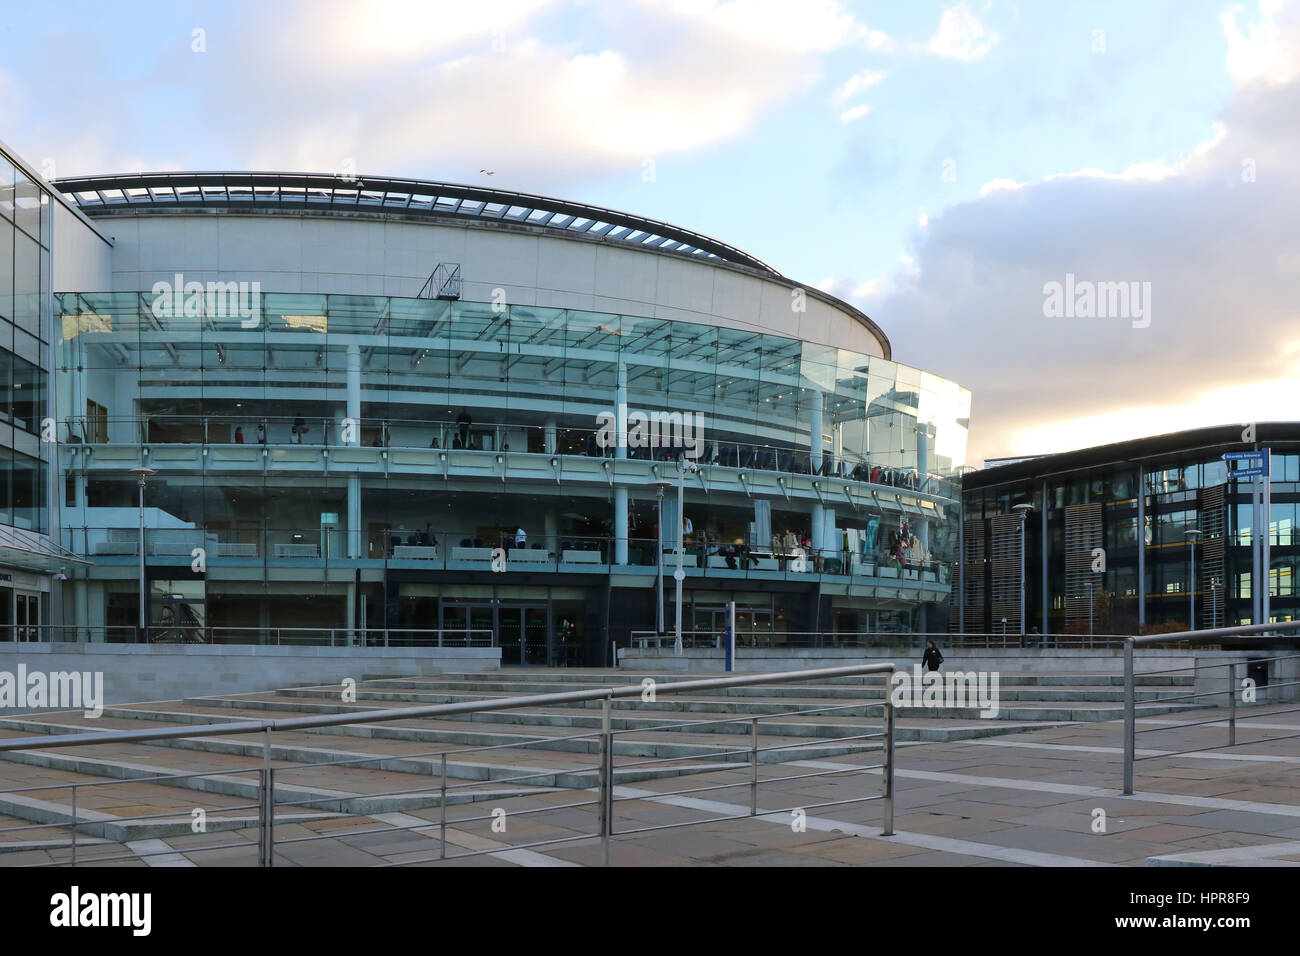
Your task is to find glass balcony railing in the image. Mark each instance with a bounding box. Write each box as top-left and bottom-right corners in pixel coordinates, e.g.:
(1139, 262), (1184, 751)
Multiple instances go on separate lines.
(61, 526), (953, 584)
(58, 413), (962, 500)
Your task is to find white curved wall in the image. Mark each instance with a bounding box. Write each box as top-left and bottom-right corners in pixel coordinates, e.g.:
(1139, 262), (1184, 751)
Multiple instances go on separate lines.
(88, 213), (887, 357)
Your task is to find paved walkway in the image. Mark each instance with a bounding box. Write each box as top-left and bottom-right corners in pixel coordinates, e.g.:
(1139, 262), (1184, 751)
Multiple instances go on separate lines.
(4, 700), (1295, 866)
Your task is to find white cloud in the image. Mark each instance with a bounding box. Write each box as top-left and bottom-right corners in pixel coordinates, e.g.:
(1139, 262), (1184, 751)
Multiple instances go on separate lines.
(839, 103), (873, 123)
(216, 0), (890, 186)
(928, 1), (999, 62)
(1221, 0), (1300, 87)
(831, 68), (886, 104)
(978, 178), (1025, 197)
(301, 0), (557, 67)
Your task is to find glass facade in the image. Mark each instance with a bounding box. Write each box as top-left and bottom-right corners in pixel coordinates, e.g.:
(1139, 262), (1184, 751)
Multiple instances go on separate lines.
(0, 149), (51, 535)
(962, 442), (1300, 636)
(56, 291), (969, 655)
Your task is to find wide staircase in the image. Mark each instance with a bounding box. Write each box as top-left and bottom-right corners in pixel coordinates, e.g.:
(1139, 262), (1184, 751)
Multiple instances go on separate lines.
(0, 667), (1204, 865)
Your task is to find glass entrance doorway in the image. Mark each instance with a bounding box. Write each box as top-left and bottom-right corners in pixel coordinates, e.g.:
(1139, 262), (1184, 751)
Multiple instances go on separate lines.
(14, 591), (40, 642)
(442, 603), (549, 662)
(498, 605), (548, 665)
(691, 605), (773, 645)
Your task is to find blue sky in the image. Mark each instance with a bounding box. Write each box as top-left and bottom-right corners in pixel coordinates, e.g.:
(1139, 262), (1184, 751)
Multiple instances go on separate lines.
(2, 0), (1297, 463)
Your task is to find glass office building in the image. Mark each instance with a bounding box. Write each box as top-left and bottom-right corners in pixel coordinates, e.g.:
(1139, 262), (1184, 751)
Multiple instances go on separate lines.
(0, 141), (86, 638)
(45, 171), (970, 661)
(959, 424), (1300, 637)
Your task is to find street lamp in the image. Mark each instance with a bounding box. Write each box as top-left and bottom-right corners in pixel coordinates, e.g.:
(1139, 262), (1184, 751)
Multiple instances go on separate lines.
(1185, 528), (1202, 630)
(650, 479), (672, 640)
(1012, 503), (1033, 638)
(128, 466), (157, 639)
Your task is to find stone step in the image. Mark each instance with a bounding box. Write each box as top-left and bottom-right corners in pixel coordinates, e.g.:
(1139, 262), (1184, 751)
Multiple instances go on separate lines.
(419, 669), (1196, 687)
(86, 700), (1067, 744)
(0, 713), (882, 771)
(268, 685), (1208, 720)
(354, 677), (1189, 703)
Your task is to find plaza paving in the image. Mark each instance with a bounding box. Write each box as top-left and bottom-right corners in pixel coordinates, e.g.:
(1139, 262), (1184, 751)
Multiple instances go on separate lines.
(0, 669), (1296, 867)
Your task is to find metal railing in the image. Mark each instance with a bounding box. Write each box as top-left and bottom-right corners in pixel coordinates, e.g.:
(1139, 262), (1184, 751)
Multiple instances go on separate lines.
(58, 413), (961, 501)
(0, 625), (495, 647)
(625, 630), (1135, 651)
(0, 663), (895, 866)
(1122, 621), (1300, 794)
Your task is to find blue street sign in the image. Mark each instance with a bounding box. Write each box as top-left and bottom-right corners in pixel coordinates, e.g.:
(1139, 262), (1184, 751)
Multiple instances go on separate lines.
(1232, 467), (1265, 478)
(1222, 451), (1264, 461)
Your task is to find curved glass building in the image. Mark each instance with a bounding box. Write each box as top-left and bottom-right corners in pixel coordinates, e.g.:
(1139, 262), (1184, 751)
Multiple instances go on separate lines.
(43, 171), (970, 661)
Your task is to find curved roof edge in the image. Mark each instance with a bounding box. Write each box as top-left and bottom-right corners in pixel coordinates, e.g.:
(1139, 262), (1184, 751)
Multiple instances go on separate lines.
(53, 170), (777, 271)
(966, 422), (1300, 488)
(51, 170), (893, 359)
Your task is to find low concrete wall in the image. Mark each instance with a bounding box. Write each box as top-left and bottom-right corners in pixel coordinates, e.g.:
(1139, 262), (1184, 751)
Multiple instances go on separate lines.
(621, 646), (1300, 703)
(0, 643), (500, 712)
(619, 646), (1196, 675)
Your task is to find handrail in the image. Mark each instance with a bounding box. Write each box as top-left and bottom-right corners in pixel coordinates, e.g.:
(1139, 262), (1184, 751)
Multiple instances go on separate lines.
(0, 663), (895, 752)
(1122, 621), (1300, 794)
(0, 662), (896, 867)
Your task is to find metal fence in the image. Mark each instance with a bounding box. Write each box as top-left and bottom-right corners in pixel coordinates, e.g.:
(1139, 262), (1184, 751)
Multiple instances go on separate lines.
(1122, 621), (1300, 794)
(0, 625), (496, 647)
(626, 629), (1144, 651)
(0, 663), (895, 867)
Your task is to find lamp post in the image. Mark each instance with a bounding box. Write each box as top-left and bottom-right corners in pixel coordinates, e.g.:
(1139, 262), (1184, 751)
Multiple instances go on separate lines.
(1185, 528), (1202, 630)
(129, 466), (157, 640)
(1012, 503), (1033, 639)
(650, 480), (672, 640)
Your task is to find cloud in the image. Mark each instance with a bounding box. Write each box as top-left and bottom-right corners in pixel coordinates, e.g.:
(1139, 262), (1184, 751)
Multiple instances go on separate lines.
(831, 68), (886, 104)
(928, 1), (999, 62)
(204, 0), (891, 187)
(825, 29), (1300, 466)
(1221, 0), (1300, 87)
(840, 103), (873, 123)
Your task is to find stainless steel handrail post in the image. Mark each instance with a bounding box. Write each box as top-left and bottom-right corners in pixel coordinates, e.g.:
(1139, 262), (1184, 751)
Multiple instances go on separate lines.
(262, 726), (275, 866)
(881, 697), (895, 836)
(439, 752), (447, 860)
(1123, 638), (1135, 795)
(599, 694), (612, 866)
(266, 765), (275, 867)
(1228, 661), (1237, 747)
(70, 785), (77, 867)
(257, 767), (269, 865)
(750, 717), (759, 816)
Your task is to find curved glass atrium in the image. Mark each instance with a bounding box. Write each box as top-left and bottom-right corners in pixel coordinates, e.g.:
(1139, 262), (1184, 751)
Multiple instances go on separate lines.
(55, 291), (970, 652)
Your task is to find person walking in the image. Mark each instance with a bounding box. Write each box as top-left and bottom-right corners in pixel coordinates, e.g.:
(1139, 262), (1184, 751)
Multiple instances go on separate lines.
(922, 639), (944, 673)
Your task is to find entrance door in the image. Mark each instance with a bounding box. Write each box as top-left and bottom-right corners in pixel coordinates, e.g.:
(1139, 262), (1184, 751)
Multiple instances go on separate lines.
(15, 591), (40, 642)
(497, 605), (548, 665)
(693, 605), (773, 647)
(497, 606), (524, 665)
(523, 607), (547, 665)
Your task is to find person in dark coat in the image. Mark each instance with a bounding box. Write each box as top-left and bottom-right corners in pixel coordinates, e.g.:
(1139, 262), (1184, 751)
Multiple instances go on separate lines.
(922, 640), (944, 672)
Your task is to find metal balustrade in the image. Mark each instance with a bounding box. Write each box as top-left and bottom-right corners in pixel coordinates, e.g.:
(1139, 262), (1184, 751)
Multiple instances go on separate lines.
(1122, 621), (1300, 794)
(56, 413), (962, 501)
(0, 624), (492, 646)
(0, 663), (896, 867)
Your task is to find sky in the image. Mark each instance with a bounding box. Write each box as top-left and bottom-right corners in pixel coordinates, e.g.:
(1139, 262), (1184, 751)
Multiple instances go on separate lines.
(1, 0), (1297, 467)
